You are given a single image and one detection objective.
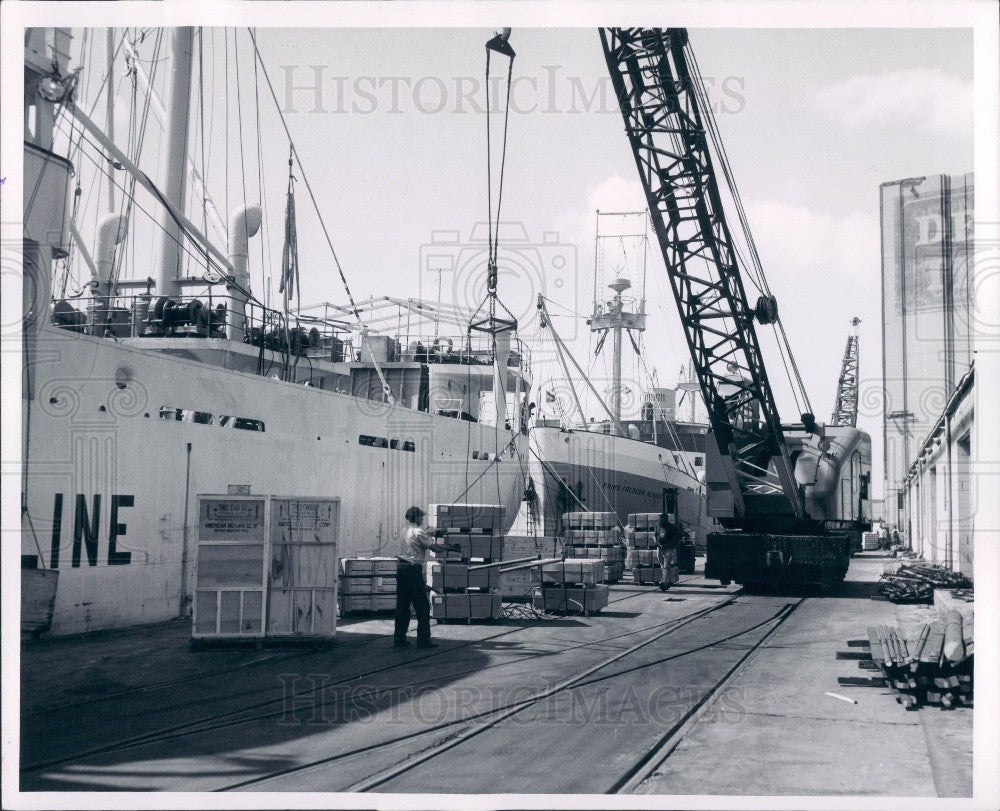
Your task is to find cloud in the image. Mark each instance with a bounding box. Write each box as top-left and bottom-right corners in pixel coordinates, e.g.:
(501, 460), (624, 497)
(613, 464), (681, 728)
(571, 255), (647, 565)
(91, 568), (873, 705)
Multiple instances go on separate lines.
(812, 69), (972, 135)
(554, 174), (648, 248)
(744, 199), (884, 485)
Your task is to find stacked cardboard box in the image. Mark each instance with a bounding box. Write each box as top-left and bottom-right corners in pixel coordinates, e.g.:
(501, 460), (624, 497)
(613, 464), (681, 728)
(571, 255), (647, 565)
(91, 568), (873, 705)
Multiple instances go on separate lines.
(626, 513), (675, 586)
(532, 558), (610, 615)
(338, 558), (397, 613)
(561, 511), (624, 584)
(497, 535), (558, 599)
(533, 583), (610, 615)
(536, 559), (606, 585)
(431, 592), (503, 620)
(426, 560), (497, 591)
(428, 503), (505, 621)
(428, 503), (505, 531)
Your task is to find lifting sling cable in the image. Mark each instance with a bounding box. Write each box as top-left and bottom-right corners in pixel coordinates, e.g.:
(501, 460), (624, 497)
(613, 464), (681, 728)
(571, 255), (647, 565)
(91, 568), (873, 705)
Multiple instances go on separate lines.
(247, 28), (394, 404)
(475, 29), (518, 441)
(485, 29), (515, 306)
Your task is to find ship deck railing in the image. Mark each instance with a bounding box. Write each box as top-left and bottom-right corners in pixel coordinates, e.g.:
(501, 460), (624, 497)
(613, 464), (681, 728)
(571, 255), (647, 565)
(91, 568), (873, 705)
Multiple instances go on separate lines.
(49, 291), (531, 373)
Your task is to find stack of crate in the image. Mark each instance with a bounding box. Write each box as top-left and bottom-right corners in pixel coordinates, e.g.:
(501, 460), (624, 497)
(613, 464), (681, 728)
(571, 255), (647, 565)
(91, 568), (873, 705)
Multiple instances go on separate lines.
(427, 504), (504, 622)
(561, 511), (625, 584)
(338, 557), (397, 614)
(532, 559), (610, 615)
(627, 513), (663, 585)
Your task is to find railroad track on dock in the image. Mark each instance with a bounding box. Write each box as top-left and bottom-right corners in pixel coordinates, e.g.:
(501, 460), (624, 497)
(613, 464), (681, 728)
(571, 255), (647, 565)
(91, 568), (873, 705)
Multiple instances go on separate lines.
(321, 597), (803, 795)
(205, 594), (802, 793)
(20, 586), (668, 777)
(24, 583), (657, 722)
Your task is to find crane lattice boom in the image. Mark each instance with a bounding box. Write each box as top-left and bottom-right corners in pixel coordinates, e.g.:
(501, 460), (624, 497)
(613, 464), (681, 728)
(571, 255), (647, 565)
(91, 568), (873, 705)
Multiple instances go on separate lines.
(599, 27), (801, 519)
(831, 317), (861, 427)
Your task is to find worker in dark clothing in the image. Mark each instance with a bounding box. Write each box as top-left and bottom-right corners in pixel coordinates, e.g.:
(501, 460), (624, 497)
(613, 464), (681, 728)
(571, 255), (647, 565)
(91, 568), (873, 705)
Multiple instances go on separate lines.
(656, 513), (685, 591)
(394, 506), (461, 648)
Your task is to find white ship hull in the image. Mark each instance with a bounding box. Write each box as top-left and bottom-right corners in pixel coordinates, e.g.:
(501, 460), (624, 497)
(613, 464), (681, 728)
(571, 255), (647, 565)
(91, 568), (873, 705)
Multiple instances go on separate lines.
(530, 425), (710, 540)
(22, 326), (525, 635)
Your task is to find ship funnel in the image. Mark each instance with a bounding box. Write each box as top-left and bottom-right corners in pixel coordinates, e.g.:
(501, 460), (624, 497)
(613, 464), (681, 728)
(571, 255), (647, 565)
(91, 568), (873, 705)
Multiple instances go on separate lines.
(88, 213), (127, 335)
(227, 205), (263, 340)
(94, 213), (127, 293)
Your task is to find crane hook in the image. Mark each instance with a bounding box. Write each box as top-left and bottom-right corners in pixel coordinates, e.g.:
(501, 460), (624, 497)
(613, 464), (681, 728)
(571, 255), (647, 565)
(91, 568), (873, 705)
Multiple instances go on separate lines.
(486, 28), (516, 58)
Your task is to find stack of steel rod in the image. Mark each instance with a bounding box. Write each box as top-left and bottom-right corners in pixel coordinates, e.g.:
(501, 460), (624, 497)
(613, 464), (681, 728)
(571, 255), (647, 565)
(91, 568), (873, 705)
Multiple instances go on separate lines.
(875, 562), (972, 604)
(865, 611), (973, 709)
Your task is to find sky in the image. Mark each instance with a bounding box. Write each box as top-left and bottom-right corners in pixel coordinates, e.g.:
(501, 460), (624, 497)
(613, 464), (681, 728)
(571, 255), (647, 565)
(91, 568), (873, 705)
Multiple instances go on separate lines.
(66, 26), (974, 498)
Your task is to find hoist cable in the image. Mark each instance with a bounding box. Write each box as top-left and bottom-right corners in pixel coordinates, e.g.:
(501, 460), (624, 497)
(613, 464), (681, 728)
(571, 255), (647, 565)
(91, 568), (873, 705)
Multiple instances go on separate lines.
(685, 41), (812, 416)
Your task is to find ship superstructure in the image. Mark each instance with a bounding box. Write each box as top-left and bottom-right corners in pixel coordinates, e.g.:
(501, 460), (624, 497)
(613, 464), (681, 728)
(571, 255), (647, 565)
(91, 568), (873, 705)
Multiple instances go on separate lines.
(528, 211), (709, 538)
(19, 28), (529, 634)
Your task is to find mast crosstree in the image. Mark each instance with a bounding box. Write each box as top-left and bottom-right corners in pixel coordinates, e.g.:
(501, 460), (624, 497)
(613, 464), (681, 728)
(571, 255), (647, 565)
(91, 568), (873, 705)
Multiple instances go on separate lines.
(589, 211), (648, 432)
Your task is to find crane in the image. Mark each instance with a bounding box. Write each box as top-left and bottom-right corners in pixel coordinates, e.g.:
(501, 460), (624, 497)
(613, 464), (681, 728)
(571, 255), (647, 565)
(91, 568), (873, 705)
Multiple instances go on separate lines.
(831, 317), (862, 427)
(600, 28), (871, 587)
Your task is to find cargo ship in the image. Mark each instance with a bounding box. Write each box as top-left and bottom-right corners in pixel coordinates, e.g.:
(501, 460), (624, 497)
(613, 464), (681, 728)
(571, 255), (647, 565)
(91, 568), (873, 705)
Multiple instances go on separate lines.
(528, 212), (710, 540)
(18, 28), (529, 635)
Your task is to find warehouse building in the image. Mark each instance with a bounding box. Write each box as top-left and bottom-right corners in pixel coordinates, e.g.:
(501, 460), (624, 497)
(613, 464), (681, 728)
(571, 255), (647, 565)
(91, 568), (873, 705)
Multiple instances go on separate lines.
(880, 172), (974, 577)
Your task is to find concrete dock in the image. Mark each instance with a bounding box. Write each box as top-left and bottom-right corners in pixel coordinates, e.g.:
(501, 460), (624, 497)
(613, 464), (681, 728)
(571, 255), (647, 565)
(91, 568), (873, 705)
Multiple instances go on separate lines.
(18, 554), (971, 797)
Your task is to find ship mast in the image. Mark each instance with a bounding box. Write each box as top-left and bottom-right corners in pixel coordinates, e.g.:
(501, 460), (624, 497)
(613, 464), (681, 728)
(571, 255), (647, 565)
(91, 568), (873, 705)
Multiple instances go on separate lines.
(154, 27), (194, 298)
(589, 211), (647, 432)
(105, 28), (116, 214)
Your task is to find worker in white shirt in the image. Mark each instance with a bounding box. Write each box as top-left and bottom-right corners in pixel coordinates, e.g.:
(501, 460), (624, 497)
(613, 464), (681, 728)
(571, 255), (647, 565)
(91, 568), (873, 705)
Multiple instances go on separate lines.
(394, 506), (461, 648)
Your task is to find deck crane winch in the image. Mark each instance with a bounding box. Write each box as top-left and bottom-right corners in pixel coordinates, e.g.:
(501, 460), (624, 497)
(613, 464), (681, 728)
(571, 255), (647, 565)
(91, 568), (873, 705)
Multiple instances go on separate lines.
(831, 317), (862, 428)
(599, 28), (871, 587)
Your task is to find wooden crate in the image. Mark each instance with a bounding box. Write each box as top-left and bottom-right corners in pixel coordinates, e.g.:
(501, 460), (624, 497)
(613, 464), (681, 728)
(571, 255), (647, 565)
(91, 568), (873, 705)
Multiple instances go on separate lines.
(429, 503), (505, 531)
(628, 512), (660, 530)
(193, 496), (339, 642)
(435, 533), (500, 561)
(533, 584), (610, 614)
(633, 566), (662, 585)
(339, 593), (396, 613)
(339, 574), (396, 595)
(538, 559), (606, 585)
(426, 561), (496, 591)
(431, 592), (502, 620)
(340, 557), (397, 577)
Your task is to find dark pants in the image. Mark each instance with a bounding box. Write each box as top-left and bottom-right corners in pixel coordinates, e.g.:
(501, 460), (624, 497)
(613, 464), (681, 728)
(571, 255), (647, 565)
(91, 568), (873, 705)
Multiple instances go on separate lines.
(394, 562), (431, 642)
(658, 545), (678, 585)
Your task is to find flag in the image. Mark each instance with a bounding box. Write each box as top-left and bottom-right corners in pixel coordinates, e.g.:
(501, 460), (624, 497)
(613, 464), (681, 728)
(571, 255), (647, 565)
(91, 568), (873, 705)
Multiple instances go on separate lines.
(279, 178), (298, 297)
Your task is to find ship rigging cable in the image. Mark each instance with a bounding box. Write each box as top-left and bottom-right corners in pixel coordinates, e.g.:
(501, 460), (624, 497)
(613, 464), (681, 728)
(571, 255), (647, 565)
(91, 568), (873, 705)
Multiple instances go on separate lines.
(246, 28), (394, 404)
